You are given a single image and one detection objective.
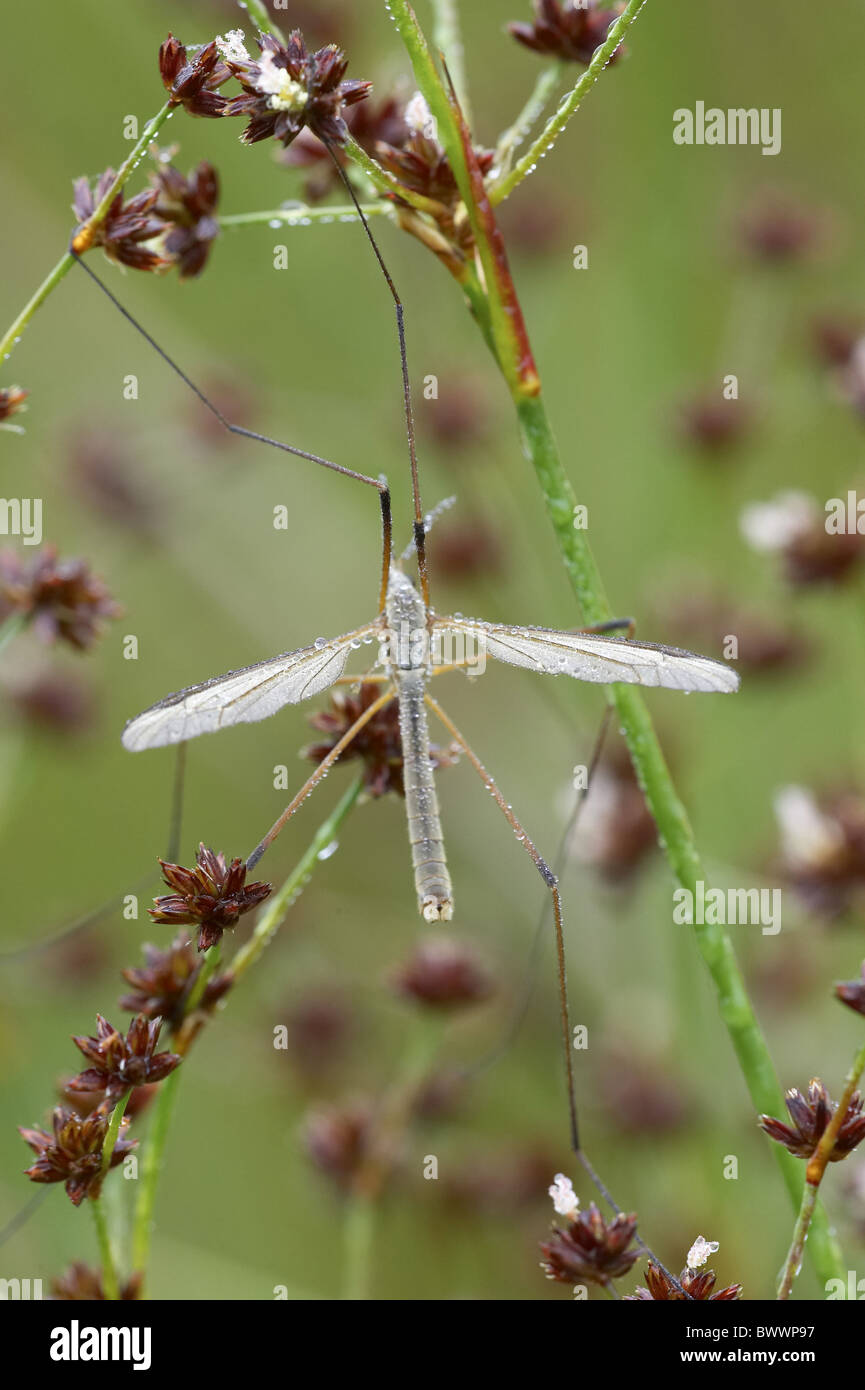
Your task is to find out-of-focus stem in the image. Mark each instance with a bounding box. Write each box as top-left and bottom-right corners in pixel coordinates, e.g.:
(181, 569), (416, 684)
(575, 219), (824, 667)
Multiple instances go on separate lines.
(495, 62), (563, 172)
(91, 1196), (120, 1301)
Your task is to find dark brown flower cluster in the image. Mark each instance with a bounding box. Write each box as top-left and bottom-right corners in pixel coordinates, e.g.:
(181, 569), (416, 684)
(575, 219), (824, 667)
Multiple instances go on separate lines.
(67, 1015), (181, 1101)
(836, 961), (865, 1017)
(304, 681), (459, 798)
(150, 844), (272, 952)
(390, 938), (493, 1010)
(19, 1106), (136, 1206)
(51, 1262), (142, 1301)
(740, 193), (824, 265)
(664, 587), (807, 677)
(72, 171), (173, 273)
(73, 160), (220, 279)
(509, 1), (625, 65)
(0, 545), (122, 650)
(121, 932), (233, 1029)
(150, 160), (220, 279)
(223, 30), (371, 148)
(158, 34), (232, 115)
(625, 1262), (742, 1301)
(678, 390), (752, 455)
(0, 386), (28, 423)
(759, 1079), (865, 1162)
(540, 1203), (640, 1287)
(776, 786), (865, 919)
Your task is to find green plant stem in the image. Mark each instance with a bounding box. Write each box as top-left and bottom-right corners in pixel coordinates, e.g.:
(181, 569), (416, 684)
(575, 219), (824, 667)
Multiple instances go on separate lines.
(231, 775), (364, 983)
(0, 101), (172, 367)
(91, 1196), (120, 1300)
(495, 62), (563, 171)
(220, 203), (392, 229)
(431, 0), (471, 127)
(490, 0), (648, 204)
(342, 1191), (376, 1301)
(778, 1038), (865, 1299)
(100, 1092), (131, 1178)
(343, 134), (447, 219)
(0, 612), (26, 658)
(130, 1067), (181, 1290)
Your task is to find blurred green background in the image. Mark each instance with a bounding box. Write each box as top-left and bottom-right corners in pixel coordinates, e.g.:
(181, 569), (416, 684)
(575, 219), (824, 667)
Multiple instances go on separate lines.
(2, 0), (865, 1300)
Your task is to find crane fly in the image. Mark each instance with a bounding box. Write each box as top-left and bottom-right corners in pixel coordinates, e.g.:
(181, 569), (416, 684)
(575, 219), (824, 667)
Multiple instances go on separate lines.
(122, 559), (739, 921)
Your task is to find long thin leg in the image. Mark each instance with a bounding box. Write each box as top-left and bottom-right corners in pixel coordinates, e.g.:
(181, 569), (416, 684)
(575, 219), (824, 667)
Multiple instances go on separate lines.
(70, 251), (392, 613)
(246, 685), (396, 871)
(424, 692), (581, 1152)
(324, 146), (430, 609)
(424, 692), (690, 1296)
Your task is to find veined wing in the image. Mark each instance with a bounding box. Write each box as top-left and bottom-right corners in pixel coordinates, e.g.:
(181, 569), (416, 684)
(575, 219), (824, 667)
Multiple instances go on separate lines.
(122, 624), (379, 752)
(432, 617), (740, 694)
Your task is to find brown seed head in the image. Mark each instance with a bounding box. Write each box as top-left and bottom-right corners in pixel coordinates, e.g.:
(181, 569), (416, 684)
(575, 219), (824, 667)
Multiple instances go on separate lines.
(625, 1261), (742, 1301)
(19, 1106), (136, 1206)
(759, 1078), (865, 1162)
(540, 1202), (640, 1286)
(149, 159), (220, 280)
(150, 844), (272, 952)
(72, 170), (173, 273)
(508, 1), (625, 65)
(223, 30), (371, 148)
(120, 932), (233, 1029)
(158, 34), (231, 116)
(390, 937), (494, 1010)
(68, 1014), (181, 1100)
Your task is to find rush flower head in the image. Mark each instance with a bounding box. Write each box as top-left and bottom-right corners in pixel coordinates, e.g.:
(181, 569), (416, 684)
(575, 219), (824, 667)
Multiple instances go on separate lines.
(539, 1202), (640, 1286)
(120, 933), (233, 1030)
(222, 30), (371, 148)
(508, 1), (625, 66)
(773, 785), (865, 917)
(836, 961), (865, 1017)
(278, 94), (409, 200)
(71, 170), (173, 273)
(389, 938), (494, 1010)
(678, 389), (752, 454)
(158, 34), (231, 116)
(51, 1263), (141, 1301)
(625, 1261), (742, 1301)
(304, 681), (459, 799)
(0, 545), (122, 650)
(149, 158), (220, 280)
(150, 844), (272, 952)
(19, 1106), (136, 1206)
(759, 1078), (865, 1162)
(302, 1096), (375, 1189)
(67, 1015), (181, 1100)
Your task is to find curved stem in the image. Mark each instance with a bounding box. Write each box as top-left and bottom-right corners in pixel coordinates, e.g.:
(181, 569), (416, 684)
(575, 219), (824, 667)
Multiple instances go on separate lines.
(490, 0), (648, 205)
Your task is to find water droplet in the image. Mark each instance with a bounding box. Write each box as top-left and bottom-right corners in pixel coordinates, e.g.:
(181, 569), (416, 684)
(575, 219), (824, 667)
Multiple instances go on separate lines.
(317, 839), (339, 861)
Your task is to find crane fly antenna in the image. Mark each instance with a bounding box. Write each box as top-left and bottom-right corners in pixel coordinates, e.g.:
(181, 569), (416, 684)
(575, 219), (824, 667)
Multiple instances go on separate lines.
(69, 249), (392, 613)
(323, 144), (429, 606)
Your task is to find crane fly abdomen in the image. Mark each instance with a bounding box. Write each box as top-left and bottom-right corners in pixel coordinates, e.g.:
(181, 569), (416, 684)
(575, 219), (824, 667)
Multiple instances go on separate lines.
(385, 566), (453, 922)
(397, 668), (453, 922)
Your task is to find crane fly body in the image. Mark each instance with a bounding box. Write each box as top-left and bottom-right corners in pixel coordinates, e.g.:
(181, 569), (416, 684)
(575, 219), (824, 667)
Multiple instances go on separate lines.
(122, 556), (739, 921)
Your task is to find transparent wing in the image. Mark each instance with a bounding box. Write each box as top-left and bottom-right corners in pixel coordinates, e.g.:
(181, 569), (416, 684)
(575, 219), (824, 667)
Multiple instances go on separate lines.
(432, 617), (740, 694)
(122, 625), (379, 751)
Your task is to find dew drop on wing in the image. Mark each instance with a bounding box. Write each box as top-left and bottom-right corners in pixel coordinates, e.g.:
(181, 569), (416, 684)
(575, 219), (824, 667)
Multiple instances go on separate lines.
(314, 637), (327, 649)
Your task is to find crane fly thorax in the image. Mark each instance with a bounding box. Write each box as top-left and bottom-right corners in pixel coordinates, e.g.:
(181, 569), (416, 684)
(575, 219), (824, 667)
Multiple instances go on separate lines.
(383, 568), (431, 673)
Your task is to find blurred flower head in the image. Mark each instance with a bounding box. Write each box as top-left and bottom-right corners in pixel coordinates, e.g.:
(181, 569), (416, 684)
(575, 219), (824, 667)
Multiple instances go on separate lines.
(389, 937), (494, 1010)
(0, 385), (28, 430)
(51, 1263), (142, 1301)
(72, 170), (173, 273)
(741, 491), (864, 586)
(836, 961), (865, 1018)
(302, 1096), (375, 1189)
(120, 933), (233, 1029)
(774, 784), (865, 917)
(739, 191), (826, 265)
(149, 157), (220, 280)
(571, 741), (657, 880)
(0, 545), (122, 650)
